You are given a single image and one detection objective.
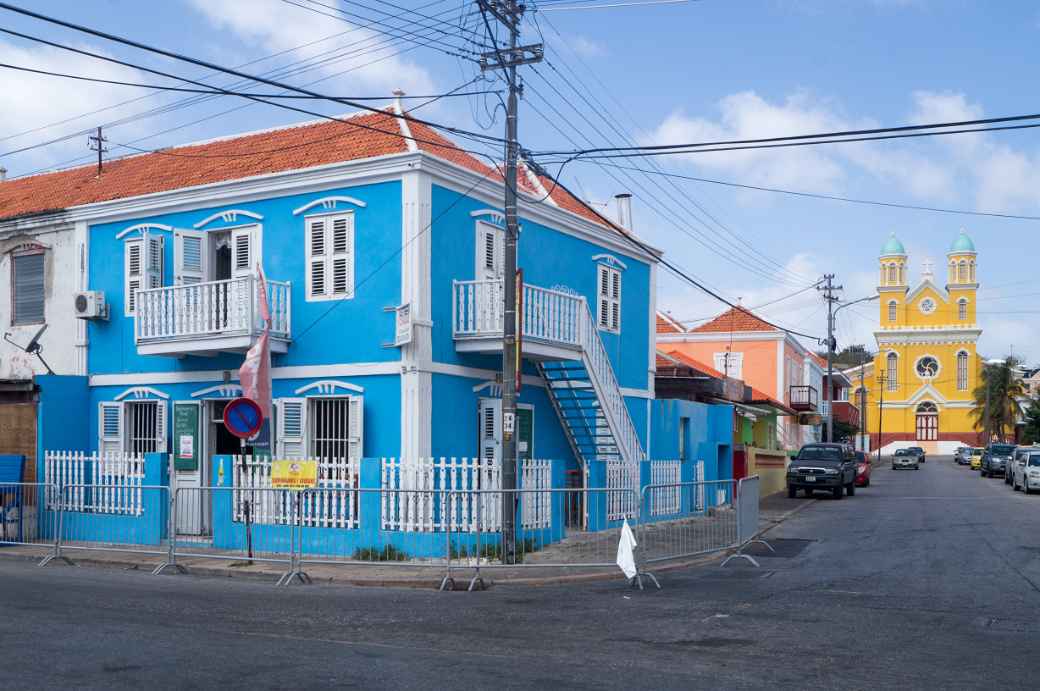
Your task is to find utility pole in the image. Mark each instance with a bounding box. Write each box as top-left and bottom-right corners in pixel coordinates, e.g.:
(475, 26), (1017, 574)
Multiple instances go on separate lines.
(88, 126), (108, 177)
(818, 274), (843, 442)
(858, 358), (866, 453)
(876, 371), (887, 466)
(478, 0), (542, 564)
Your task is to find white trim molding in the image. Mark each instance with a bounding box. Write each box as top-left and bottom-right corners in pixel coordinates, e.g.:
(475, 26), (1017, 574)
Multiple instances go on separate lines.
(192, 209), (264, 229)
(190, 383), (243, 399)
(469, 209), (506, 228)
(591, 253), (628, 271)
(294, 379), (365, 396)
(115, 222), (173, 240)
(292, 195), (368, 216)
(472, 380), (503, 396)
(113, 386), (169, 401)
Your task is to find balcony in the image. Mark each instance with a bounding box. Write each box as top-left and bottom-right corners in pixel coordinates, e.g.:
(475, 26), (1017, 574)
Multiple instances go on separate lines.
(135, 275), (291, 357)
(832, 400), (861, 428)
(452, 279), (583, 361)
(789, 385), (818, 412)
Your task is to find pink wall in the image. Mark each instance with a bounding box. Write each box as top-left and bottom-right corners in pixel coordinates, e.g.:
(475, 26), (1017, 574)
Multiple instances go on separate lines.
(665, 338), (781, 398)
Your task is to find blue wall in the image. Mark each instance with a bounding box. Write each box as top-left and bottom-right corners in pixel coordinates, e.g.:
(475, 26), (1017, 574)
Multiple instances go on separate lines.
(650, 399), (734, 483)
(35, 375), (90, 481)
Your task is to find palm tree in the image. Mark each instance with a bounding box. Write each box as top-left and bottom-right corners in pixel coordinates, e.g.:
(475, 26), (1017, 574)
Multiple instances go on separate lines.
(971, 357), (1025, 443)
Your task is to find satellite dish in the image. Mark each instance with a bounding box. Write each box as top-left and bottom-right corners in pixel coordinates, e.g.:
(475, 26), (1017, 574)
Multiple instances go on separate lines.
(24, 323), (47, 353)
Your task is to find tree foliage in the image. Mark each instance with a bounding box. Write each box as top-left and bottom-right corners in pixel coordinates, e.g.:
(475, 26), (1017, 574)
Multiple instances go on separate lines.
(1021, 397), (1040, 445)
(970, 357), (1025, 442)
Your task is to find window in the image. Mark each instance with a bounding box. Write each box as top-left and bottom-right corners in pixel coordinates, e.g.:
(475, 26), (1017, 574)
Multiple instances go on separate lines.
(124, 233), (163, 316)
(969, 261), (976, 282)
(887, 264), (897, 284)
(888, 300), (897, 322)
(957, 351), (969, 390)
(958, 260), (968, 283)
(98, 400), (167, 455)
(275, 396), (363, 459)
(916, 356), (939, 378)
(475, 222), (503, 280)
(887, 352), (898, 390)
(597, 264), (621, 332)
(306, 213), (354, 300)
(679, 417), (689, 461)
(958, 299), (967, 321)
(713, 351), (743, 379)
(12, 251), (45, 325)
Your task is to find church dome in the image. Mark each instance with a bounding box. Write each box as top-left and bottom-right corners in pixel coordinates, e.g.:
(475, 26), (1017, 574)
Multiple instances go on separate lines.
(949, 229), (976, 254)
(880, 233), (906, 257)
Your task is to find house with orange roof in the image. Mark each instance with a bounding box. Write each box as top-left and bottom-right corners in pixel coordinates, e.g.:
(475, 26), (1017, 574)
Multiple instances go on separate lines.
(4, 96), (667, 536)
(657, 305), (824, 452)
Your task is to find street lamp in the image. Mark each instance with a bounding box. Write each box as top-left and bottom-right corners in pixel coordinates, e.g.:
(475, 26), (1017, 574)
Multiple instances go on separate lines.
(825, 294), (880, 442)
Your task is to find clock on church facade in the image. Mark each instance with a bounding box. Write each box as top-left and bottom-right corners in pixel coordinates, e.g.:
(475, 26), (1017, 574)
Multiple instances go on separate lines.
(844, 230), (983, 454)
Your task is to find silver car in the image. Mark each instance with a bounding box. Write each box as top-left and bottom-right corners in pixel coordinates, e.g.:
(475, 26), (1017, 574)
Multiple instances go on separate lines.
(954, 446), (972, 465)
(1007, 446), (1040, 486)
(892, 450), (920, 470)
(1013, 452), (1040, 493)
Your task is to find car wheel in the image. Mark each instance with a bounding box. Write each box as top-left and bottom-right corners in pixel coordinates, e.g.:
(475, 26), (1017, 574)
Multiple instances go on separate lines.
(865, 478), (870, 487)
(891, 464), (897, 470)
(1026, 478), (1032, 495)
(846, 482), (856, 496)
(788, 486), (796, 498)
(833, 486), (843, 500)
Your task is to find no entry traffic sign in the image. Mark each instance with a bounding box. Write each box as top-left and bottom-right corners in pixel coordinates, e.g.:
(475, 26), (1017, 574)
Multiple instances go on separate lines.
(223, 397), (264, 439)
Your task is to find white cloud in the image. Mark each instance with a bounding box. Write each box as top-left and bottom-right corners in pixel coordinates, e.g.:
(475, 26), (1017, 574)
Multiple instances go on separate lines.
(569, 35), (606, 58)
(186, 0), (436, 97)
(0, 40), (159, 171)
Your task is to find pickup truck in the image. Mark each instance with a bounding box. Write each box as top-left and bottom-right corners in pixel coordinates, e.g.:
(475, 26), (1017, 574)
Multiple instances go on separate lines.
(787, 443), (858, 499)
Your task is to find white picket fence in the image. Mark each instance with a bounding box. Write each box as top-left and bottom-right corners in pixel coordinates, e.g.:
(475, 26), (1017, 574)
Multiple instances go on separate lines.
(381, 457), (552, 532)
(606, 459), (639, 521)
(649, 460), (681, 516)
(44, 451), (145, 516)
(233, 455), (359, 529)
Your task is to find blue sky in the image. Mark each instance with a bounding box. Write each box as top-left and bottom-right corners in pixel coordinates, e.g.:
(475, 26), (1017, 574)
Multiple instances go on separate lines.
(2, 0), (1039, 360)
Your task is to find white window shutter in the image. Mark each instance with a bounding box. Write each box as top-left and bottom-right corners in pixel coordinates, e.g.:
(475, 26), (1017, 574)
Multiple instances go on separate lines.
(347, 395), (364, 460)
(174, 229), (207, 285)
(476, 223), (503, 280)
(154, 400), (168, 453)
(276, 398), (306, 458)
(610, 270), (621, 330)
(596, 265), (620, 332)
(330, 214), (353, 297)
(307, 217), (326, 298)
(99, 402), (123, 454)
(143, 230), (164, 290)
(125, 240), (142, 316)
(479, 399), (501, 463)
(231, 227), (252, 277)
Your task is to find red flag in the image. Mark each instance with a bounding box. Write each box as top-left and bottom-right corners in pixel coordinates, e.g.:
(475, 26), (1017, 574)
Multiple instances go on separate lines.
(239, 263), (272, 419)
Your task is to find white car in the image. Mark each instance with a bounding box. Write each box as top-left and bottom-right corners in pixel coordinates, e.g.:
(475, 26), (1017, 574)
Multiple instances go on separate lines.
(1007, 447), (1039, 486)
(1012, 452), (1040, 494)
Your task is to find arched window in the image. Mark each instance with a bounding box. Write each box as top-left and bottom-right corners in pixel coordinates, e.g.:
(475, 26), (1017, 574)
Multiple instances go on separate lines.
(957, 260), (967, 283)
(916, 401), (938, 413)
(958, 298), (968, 321)
(898, 265), (905, 284)
(887, 300), (897, 322)
(887, 352), (898, 390)
(948, 261), (956, 284)
(969, 261), (976, 282)
(887, 264), (897, 284)
(957, 351), (969, 390)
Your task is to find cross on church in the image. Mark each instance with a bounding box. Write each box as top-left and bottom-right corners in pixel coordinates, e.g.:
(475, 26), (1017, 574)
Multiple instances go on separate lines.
(921, 258), (935, 280)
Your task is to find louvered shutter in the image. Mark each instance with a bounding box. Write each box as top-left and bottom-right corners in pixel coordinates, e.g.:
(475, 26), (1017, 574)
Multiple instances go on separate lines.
(331, 214), (353, 297)
(476, 223), (503, 280)
(597, 266), (610, 328)
(347, 395), (364, 460)
(153, 400), (168, 453)
(125, 240), (142, 316)
(12, 253), (45, 324)
(479, 399), (501, 463)
(231, 226), (253, 278)
(596, 265), (620, 332)
(276, 398), (307, 458)
(174, 229), (207, 285)
(143, 230), (163, 289)
(307, 217), (326, 298)
(610, 270), (621, 330)
(99, 402), (123, 454)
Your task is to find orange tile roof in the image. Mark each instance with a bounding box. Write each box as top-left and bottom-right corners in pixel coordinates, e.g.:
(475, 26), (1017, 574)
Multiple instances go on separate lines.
(689, 306), (779, 334)
(659, 349), (727, 379)
(0, 107), (623, 235)
(747, 386), (796, 416)
(656, 312), (684, 334)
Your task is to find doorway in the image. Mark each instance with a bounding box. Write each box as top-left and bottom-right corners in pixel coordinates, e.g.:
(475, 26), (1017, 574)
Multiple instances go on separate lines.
(916, 402), (939, 441)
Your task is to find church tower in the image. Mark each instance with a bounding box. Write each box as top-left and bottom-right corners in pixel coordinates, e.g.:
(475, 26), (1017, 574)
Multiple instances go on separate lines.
(946, 229), (978, 326)
(877, 233), (908, 327)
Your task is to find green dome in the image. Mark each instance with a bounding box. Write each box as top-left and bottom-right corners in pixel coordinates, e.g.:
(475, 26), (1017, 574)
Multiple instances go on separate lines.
(880, 233), (906, 257)
(949, 229), (976, 254)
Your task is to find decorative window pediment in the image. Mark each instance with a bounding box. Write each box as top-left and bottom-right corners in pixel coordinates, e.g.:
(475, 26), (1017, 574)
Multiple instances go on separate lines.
(591, 253), (628, 271)
(470, 209), (506, 229)
(292, 195), (367, 216)
(192, 209), (263, 229)
(294, 379), (365, 396)
(190, 384), (243, 399)
(113, 386), (169, 401)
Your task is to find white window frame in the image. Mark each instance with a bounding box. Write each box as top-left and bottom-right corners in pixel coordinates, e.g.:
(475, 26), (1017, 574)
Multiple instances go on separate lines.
(475, 221), (504, 281)
(124, 232), (163, 317)
(958, 298), (968, 321)
(887, 300), (897, 322)
(886, 352), (898, 391)
(957, 351), (969, 391)
(276, 394), (363, 459)
(713, 351), (743, 379)
(11, 249), (45, 326)
(596, 263), (621, 333)
(305, 211), (355, 301)
(98, 400), (167, 454)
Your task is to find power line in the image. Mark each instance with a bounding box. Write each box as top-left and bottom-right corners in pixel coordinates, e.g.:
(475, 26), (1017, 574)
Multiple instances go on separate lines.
(570, 160), (1040, 222)
(670, 279), (824, 324)
(0, 61), (500, 101)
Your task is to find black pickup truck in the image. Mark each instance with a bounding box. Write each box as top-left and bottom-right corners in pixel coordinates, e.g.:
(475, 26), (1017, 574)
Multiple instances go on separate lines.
(787, 443), (859, 499)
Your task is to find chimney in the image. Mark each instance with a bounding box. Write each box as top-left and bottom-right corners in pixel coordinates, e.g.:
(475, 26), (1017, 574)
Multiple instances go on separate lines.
(615, 193), (632, 230)
(0, 167), (6, 182)
(392, 88), (405, 114)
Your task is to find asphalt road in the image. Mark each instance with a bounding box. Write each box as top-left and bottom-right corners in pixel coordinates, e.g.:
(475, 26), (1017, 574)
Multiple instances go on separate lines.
(2, 457), (1039, 690)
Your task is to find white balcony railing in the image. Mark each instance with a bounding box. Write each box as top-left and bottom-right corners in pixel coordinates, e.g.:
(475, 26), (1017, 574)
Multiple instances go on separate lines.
(135, 275), (291, 345)
(453, 279), (583, 347)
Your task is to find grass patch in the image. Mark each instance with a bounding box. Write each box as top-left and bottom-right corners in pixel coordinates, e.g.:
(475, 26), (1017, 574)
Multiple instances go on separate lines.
(451, 538), (539, 562)
(353, 545), (409, 561)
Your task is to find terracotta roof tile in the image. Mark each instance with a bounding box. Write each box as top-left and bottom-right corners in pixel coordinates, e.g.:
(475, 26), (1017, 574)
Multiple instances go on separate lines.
(748, 386), (796, 415)
(689, 306), (779, 334)
(656, 312), (684, 334)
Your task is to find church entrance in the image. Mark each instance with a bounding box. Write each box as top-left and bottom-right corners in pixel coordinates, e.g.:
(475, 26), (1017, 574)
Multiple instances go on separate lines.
(916, 402), (939, 441)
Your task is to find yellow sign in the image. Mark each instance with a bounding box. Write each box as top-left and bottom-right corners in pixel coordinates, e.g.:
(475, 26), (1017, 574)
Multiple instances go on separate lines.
(271, 459), (318, 489)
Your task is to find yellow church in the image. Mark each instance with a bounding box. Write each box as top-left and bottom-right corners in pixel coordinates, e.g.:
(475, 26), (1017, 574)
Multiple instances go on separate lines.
(845, 231), (984, 454)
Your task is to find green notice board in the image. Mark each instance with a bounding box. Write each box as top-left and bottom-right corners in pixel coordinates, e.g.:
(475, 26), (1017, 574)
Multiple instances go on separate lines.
(173, 403), (200, 471)
(517, 407), (533, 461)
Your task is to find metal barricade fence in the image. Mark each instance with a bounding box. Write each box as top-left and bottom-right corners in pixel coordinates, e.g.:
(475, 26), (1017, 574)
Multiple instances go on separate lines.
(721, 475), (772, 567)
(168, 486), (304, 583)
(637, 479), (739, 565)
(0, 482), (59, 561)
(54, 483), (170, 561)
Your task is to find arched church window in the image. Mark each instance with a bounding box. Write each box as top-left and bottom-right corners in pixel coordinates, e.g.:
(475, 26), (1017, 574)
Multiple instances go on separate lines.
(958, 260), (967, 283)
(887, 352), (898, 390)
(957, 351), (969, 390)
(887, 300), (897, 322)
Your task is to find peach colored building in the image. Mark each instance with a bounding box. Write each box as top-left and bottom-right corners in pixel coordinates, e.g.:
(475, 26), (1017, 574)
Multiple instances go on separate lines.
(657, 307), (820, 450)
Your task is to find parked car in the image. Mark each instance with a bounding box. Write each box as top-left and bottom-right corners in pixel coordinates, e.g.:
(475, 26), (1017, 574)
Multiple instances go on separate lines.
(906, 446), (927, 463)
(954, 446), (972, 465)
(1007, 446), (1040, 485)
(1012, 451), (1040, 494)
(787, 443), (858, 499)
(981, 443), (1016, 478)
(854, 451), (871, 487)
(970, 448), (985, 470)
(892, 449), (920, 470)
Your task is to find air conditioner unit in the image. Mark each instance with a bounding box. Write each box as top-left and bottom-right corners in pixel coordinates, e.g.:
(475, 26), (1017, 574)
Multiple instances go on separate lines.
(73, 291), (108, 320)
